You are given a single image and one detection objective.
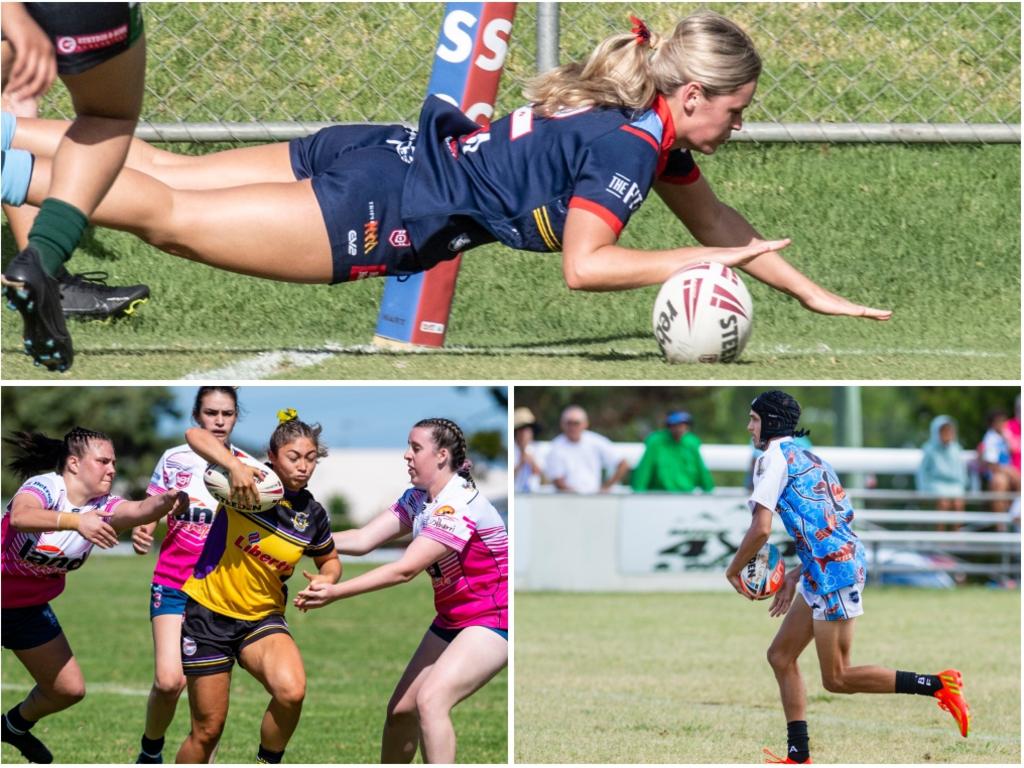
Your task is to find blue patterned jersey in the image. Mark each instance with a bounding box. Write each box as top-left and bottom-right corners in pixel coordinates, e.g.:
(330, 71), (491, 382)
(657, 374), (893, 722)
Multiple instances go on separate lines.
(749, 439), (867, 595)
(400, 94), (701, 260)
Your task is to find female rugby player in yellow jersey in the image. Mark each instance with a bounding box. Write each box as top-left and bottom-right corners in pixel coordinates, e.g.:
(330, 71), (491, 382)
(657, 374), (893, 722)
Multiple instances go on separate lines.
(174, 410), (339, 765)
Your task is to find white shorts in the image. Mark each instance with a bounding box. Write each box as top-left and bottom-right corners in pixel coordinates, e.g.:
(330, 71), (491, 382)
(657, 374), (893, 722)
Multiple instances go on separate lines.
(797, 578), (865, 621)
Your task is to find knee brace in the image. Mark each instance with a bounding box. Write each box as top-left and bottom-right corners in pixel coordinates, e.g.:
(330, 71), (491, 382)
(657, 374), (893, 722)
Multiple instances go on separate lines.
(1, 112), (15, 151)
(1, 148), (34, 206)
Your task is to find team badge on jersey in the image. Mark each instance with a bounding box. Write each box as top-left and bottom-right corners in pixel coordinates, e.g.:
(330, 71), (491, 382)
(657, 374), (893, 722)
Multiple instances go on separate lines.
(433, 505), (456, 516)
(293, 511), (309, 533)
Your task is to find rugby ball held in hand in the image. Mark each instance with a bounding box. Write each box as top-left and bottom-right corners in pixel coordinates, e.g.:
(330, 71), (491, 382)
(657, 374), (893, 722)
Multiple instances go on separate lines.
(653, 262), (753, 363)
(203, 456), (284, 512)
(740, 542), (785, 600)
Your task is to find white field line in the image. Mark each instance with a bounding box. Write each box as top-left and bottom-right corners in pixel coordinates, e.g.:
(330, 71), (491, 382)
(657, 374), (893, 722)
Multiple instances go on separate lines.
(184, 344), (1016, 379)
(1, 681), (149, 697)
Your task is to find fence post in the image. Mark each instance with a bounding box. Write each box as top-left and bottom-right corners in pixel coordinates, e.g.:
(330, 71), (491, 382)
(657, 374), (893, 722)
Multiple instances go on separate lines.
(536, 1), (559, 73)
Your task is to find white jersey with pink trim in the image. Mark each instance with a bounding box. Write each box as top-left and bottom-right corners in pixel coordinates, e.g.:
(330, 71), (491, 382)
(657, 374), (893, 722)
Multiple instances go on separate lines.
(2, 473), (124, 609)
(391, 474), (508, 629)
(147, 443), (252, 589)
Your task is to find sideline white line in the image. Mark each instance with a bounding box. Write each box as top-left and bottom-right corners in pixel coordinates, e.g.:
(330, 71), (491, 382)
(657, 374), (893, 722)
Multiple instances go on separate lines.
(1, 681), (149, 697)
(183, 344), (1015, 379)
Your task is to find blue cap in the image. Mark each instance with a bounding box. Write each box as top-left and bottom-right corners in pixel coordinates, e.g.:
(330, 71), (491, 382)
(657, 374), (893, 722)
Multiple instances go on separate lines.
(665, 411), (692, 426)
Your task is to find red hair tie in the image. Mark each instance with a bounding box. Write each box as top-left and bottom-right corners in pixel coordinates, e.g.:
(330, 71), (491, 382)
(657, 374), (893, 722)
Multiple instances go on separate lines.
(630, 15), (651, 46)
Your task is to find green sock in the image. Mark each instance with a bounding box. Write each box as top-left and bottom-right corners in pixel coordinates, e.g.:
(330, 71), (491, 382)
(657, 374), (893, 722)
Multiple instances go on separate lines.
(27, 198), (89, 276)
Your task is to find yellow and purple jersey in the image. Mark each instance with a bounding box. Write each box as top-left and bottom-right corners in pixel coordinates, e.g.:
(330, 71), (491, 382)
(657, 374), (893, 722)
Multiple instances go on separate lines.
(183, 484), (334, 621)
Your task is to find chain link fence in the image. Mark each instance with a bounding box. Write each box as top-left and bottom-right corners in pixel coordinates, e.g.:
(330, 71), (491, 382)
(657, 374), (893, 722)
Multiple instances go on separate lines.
(35, 2), (1021, 143)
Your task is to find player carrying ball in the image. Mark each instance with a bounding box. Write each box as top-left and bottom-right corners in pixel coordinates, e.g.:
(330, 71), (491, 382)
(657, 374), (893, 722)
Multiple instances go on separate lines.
(725, 390), (970, 764)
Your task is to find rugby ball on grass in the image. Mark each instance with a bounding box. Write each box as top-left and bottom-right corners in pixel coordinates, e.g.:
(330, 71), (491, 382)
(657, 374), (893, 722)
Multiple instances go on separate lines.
(653, 261), (753, 363)
(739, 542), (785, 600)
(203, 456), (283, 512)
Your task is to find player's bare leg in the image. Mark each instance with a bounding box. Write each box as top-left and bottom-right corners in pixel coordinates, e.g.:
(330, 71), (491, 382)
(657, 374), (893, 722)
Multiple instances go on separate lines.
(25, 154), (334, 283)
(812, 618), (897, 694)
(138, 614), (187, 761)
(417, 627), (508, 764)
(11, 634), (86, 720)
(240, 633), (306, 759)
(177, 672), (230, 763)
(11, 115), (296, 190)
(381, 628), (449, 763)
(766, 596), (814, 721)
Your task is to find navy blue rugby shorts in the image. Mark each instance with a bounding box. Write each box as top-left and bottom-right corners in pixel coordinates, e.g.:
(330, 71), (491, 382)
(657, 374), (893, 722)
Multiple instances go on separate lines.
(290, 124), (422, 284)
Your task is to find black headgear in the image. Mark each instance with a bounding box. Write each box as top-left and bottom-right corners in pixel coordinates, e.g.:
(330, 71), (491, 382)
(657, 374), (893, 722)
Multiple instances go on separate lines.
(751, 390), (809, 443)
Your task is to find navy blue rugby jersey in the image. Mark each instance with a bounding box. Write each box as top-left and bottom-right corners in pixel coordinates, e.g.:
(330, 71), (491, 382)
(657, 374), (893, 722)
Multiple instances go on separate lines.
(400, 95), (701, 265)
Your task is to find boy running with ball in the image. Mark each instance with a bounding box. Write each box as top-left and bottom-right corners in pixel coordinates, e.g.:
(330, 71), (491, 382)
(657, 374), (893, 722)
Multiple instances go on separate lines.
(726, 390), (970, 764)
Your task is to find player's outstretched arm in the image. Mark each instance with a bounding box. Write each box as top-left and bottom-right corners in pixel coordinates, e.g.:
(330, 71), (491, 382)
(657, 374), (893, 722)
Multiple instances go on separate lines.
(295, 535), (450, 610)
(106, 490), (189, 533)
(654, 177), (892, 321)
(7, 491), (117, 547)
(561, 206), (789, 291)
(332, 509), (408, 556)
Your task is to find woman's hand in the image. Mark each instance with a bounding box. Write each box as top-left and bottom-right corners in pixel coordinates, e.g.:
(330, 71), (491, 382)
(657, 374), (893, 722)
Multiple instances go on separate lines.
(704, 238), (792, 269)
(78, 511), (119, 549)
(293, 571), (339, 611)
(2, 6), (56, 100)
(226, 461), (261, 508)
(131, 522), (156, 555)
(799, 285), (892, 321)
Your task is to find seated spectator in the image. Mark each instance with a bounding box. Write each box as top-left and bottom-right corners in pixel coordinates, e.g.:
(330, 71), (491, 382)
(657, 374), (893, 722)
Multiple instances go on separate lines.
(916, 415), (967, 530)
(630, 410), (714, 493)
(514, 406), (543, 493)
(978, 409), (1021, 525)
(545, 405), (628, 494)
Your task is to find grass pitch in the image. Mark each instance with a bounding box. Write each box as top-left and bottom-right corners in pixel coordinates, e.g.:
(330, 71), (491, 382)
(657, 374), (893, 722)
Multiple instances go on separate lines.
(2, 143), (1018, 380)
(0, 557), (507, 764)
(514, 588), (1020, 764)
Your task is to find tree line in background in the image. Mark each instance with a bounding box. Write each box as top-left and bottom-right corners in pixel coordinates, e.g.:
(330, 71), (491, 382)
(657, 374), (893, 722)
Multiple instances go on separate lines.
(1, 387), (507, 500)
(517, 386), (1020, 450)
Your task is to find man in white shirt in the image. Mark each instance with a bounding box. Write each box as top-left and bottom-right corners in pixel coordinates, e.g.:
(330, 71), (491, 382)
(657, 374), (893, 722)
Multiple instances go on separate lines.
(544, 405), (628, 494)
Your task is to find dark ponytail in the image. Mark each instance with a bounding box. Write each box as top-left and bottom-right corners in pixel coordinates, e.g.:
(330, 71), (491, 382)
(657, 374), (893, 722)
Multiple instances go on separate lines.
(5, 427), (113, 480)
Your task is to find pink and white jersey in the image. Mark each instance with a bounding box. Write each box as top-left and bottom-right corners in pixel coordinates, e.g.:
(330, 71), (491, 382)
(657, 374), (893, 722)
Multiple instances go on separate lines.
(2, 473), (123, 609)
(147, 443), (253, 589)
(391, 474), (508, 630)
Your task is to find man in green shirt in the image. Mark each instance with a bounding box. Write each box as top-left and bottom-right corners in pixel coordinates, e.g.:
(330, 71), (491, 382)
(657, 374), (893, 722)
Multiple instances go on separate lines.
(630, 411), (715, 493)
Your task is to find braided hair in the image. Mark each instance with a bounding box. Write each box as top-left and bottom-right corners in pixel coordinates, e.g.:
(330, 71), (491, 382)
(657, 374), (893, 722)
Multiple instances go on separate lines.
(414, 417), (475, 487)
(269, 409), (328, 459)
(4, 427), (113, 480)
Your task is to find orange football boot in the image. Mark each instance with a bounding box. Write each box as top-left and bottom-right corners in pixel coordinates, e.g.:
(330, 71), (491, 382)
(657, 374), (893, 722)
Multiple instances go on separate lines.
(763, 747), (812, 763)
(934, 668), (971, 737)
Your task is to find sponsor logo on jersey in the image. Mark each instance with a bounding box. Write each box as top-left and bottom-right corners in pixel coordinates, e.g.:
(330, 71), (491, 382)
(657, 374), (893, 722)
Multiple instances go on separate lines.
(17, 539), (88, 571)
(349, 265), (387, 281)
(605, 173), (643, 210)
(347, 229), (358, 256)
(448, 233), (472, 252)
(364, 218), (378, 254)
(433, 505), (456, 516)
(428, 517), (457, 534)
(234, 535), (291, 572)
(388, 229), (411, 248)
(56, 24), (129, 55)
(292, 511), (309, 533)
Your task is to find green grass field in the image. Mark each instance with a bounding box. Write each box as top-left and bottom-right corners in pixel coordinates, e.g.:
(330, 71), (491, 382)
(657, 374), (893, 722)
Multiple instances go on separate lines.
(0, 557), (507, 764)
(2, 143), (1019, 380)
(514, 588), (1020, 764)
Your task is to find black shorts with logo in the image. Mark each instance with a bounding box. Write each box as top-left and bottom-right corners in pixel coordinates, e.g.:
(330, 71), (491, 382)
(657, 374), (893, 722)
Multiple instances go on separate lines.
(289, 124), (427, 283)
(1, 603), (63, 651)
(25, 3), (144, 75)
(180, 597), (290, 677)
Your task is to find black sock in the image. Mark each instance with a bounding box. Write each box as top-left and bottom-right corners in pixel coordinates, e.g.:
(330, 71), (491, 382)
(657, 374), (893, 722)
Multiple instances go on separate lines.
(257, 744), (284, 764)
(140, 734), (164, 757)
(786, 720), (809, 763)
(895, 670), (942, 696)
(5, 704), (36, 733)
